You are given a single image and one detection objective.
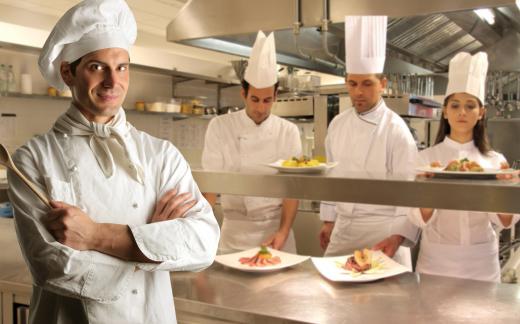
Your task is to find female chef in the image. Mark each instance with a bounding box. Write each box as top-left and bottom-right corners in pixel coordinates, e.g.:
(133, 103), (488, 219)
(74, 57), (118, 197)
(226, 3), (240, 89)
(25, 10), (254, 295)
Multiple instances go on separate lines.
(409, 51), (519, 282)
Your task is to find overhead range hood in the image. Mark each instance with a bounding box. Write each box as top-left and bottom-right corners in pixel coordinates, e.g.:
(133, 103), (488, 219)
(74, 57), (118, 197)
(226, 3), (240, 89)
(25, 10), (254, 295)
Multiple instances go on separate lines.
(167, 0), (520, 75)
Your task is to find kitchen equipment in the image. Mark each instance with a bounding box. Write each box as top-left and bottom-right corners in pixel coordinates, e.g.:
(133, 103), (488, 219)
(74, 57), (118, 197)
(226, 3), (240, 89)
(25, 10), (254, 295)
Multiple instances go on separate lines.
(0, 143), (51, 208)
(272, 95), (314, 117)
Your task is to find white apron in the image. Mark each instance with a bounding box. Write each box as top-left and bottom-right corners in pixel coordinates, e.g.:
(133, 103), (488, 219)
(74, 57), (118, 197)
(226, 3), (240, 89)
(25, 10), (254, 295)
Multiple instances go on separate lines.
(416, 239), (500, 282)
(218, 129), (296, 254)
(326, 106), (397, 256)
(325, 216), (393, 256)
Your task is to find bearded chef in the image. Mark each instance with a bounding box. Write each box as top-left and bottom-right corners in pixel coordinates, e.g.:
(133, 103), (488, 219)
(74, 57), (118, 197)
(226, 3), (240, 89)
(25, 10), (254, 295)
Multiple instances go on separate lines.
(7, 1), (219, 323)
(409, 52), (520, 282)
(202, 31), (302, 254)
(319, 16), (419, 257)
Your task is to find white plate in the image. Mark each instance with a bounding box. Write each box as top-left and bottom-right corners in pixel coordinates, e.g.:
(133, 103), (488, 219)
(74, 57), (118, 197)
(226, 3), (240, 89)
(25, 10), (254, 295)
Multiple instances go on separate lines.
(266, 160), (339, 174)
(416, 166), (517, 179)
(311, 250), (410, 282)
(215, 247), (310, 272)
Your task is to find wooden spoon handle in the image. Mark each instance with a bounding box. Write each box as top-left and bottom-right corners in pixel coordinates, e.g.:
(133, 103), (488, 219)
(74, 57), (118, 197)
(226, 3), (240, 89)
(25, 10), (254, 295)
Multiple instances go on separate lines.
(10, 165), (51, 209)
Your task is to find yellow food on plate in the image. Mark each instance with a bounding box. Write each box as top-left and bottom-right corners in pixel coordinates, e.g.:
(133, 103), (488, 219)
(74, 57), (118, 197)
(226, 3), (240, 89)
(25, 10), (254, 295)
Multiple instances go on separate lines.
(282, 156), (321, 168)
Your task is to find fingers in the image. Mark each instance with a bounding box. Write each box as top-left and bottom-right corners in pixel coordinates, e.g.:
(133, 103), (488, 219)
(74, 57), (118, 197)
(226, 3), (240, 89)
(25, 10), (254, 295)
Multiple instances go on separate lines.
(161, 192), (193, 218)
(152, 188), (178, 220)
(372, 238), (388, 251)
(152, 189), (197, 222)
(166, 198), (196, 220)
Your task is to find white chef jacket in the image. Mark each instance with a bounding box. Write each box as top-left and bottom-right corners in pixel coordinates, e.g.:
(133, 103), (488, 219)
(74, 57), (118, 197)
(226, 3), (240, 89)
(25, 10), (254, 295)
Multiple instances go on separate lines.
(320, 99), (419, 256)
(409, 136), (520, 282)
(202, 109), (302, 253)
(7, 107), (220, 324)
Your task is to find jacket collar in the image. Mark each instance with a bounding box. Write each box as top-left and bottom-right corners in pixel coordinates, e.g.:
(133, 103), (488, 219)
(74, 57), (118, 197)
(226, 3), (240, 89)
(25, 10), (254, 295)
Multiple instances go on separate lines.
(239, 108), (273, 130)
(443, 136), (476, 150)
(356, 98), (386, 125)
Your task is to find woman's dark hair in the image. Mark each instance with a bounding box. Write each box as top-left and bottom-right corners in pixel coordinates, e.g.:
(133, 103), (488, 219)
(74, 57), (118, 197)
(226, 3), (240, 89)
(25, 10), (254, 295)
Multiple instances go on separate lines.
(241, 79), (280, 97)
(435, 93), (492, 155)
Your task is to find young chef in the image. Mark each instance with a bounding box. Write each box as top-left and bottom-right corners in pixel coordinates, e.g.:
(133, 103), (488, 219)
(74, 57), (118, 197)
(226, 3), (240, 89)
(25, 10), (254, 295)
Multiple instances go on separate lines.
(408, 52), (519, 282)
(202, 31), (302, 254)
(7, 1), (219, 323)
(319, 16), (419, 257)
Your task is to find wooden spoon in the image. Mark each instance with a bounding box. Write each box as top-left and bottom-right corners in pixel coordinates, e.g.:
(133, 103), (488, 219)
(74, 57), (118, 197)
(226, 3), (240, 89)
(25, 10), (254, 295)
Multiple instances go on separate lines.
(0, 144), (51, 208)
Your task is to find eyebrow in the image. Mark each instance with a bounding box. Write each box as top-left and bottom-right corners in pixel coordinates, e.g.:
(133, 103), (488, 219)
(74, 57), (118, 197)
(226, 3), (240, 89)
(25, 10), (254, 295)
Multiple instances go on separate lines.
(84, 60), (130, 66)
(251, 95), (273, 100)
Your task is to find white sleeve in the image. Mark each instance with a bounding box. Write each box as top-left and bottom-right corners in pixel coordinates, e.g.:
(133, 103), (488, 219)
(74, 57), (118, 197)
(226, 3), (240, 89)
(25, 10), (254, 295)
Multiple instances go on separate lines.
(320, 131), (337, 222)
(389, 124), (420, 242)
(287, 123), (303, 158)
(8, 147), (134, 303)
(130, 144), (220, 272)
(201, 118), (224, 170)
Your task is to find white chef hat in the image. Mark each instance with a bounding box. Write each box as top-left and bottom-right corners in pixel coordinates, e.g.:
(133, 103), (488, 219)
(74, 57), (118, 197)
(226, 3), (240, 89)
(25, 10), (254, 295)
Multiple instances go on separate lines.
(38, 0), (137, 90)
(445, 52), (488, 104)
(344, 16), (387, 74)
(243, 31), (277, 89)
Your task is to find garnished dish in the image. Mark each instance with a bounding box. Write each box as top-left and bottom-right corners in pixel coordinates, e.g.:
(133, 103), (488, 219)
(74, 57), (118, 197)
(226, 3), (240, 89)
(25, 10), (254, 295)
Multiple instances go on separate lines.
(344, 249), (374, 273)
(416, 158), (516, 179)
(238, 246), (281, 267)
(215, 247), (309, 272)
(282, 156), (321, 168)
(337, 249), (384, 276)
(311, 250), (409, 282)
(438, 158), (484, 172)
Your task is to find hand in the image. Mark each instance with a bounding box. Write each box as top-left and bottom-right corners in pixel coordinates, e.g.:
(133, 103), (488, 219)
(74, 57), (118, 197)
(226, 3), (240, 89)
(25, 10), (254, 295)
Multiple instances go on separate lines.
(497, 162), (518, 180)
(372, 234), (404, 258)
(43, 201), (98, 250)
(319, 222), (335, 251)
(151, 188), (196, 223)
(262, 230), (289, 250)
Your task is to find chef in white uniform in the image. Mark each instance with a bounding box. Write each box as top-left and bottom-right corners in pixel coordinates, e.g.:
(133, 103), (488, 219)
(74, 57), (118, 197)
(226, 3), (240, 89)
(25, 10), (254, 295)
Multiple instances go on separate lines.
(409, 52), (519, 282)
(319, 16), (419, 257)
(202, 31), (302, 254)
(7, 1), (219, 323)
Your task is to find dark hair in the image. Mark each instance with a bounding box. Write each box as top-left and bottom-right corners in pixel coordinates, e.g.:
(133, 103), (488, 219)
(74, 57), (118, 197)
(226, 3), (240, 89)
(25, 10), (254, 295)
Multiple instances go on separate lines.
(435, 94), (492, 155)
(69, 56), (83, 76)
(241, 79), (280, 97)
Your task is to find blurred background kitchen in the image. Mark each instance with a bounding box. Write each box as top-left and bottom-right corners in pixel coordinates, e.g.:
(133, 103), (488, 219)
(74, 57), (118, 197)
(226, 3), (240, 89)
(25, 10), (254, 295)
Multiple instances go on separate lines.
(2, 1), (520, 322)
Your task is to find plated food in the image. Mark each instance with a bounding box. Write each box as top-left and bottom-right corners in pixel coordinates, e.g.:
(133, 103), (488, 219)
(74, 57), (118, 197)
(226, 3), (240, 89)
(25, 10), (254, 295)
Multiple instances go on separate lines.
(215, 247), (310, 272)
(343, 249), (375, 273)
(416, 158), (516, 179)
(432, 158), (484, 172)
(239, 246), (281, 267)
(267, 159), (338, 174)
(311, 250), (409, 282)
(282, 156), (321, 168)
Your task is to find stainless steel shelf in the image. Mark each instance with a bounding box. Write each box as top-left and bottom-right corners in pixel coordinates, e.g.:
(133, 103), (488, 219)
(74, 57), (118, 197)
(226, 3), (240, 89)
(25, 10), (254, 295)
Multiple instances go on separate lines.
(192, 169), (520, 214)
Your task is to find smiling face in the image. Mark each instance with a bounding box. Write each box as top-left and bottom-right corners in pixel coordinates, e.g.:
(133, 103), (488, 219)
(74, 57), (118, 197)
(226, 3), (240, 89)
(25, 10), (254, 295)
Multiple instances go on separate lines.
(345, 74), (387, 113)
(443, 92), (485, 137)
(241, 84), (277, 125)
(60, 48), (130, 123)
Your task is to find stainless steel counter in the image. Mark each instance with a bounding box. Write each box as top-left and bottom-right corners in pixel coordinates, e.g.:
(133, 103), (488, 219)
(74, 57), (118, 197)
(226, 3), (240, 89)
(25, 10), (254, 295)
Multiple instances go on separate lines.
(193, 168), (520, 213)
(172, 263), (520, 324)
(2, 218), (520, 324)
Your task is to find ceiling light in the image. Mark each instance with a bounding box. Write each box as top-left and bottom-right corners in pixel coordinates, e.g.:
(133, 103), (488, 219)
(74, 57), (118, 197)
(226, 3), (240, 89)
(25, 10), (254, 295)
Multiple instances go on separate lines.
(474, 8), (495, 25)
(516, 0), (520, 10)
